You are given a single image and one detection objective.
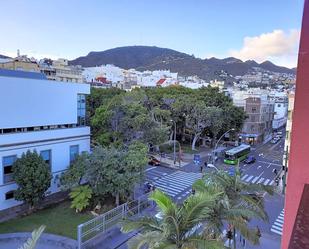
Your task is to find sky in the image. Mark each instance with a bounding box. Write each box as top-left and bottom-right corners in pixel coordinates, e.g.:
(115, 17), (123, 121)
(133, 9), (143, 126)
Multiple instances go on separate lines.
(0, 0), (304, 68)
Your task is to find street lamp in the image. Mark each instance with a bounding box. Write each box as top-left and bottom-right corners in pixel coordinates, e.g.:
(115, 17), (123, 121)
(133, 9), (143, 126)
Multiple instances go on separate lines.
(212, 128), (235, 165)
(170, 120), (176, 164)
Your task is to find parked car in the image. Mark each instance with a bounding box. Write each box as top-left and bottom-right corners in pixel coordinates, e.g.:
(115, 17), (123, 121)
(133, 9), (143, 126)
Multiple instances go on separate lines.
(244, 156), (256, 164)
(271, 138), (279, 144)
(148, 156), (160, 166)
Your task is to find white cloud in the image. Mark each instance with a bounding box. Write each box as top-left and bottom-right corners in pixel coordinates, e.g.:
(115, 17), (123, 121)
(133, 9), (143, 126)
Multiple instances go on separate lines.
(229, 29), (300, 68)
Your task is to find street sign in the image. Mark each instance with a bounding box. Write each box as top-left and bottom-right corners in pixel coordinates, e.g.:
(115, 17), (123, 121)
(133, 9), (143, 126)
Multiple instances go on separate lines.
(193, 154), (201, 165)
(228, 167), (235, 176)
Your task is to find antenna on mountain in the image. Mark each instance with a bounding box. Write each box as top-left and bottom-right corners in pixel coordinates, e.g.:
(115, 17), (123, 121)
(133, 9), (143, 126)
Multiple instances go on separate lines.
(17, 49), (20, 57)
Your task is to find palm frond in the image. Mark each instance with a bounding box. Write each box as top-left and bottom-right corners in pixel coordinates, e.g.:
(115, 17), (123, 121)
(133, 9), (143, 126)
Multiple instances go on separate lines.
(150, 190), (177, 215)
(19, 225), (46, 249)
(185, 235), (225, 249)
(121, 216), (162, 233)
(127, 231), (167, 249)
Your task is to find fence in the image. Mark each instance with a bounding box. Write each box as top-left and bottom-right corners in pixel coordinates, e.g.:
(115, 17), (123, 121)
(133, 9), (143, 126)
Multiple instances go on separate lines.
(77, 193), (154, 249)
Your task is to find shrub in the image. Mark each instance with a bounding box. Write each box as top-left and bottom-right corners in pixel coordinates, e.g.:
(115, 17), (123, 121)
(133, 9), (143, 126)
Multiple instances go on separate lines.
(69, 185), (93, 212)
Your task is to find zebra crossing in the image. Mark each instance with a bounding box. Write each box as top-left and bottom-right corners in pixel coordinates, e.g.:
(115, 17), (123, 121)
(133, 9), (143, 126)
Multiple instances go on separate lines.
(271, 209), (284, 235)
(241, 174), (274, 186)
(151, 171), (202, 200)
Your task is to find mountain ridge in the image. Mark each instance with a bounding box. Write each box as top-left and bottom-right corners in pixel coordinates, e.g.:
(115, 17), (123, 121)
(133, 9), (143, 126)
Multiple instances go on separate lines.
(70, 46), (295, 81)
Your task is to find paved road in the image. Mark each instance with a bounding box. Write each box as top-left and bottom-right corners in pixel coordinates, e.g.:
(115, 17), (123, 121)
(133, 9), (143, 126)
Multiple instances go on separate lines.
(145, 166), (202, 202)
(126, 137), (286, 249)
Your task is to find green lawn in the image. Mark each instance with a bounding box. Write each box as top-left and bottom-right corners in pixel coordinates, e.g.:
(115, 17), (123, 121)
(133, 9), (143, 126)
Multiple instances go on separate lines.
(0, 201), (93, 239)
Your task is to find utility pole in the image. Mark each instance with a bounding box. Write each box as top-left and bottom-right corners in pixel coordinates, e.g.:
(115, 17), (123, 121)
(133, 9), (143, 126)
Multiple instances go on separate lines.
(282, 145), (289, 195)
(170, 120), (176, 165)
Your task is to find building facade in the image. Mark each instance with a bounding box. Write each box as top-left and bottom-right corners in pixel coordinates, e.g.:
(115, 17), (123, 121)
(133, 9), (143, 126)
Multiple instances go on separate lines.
(232, 89), (275, 145)
(40, 58), (84, 83)
(272, 94), (288, 130)
(240, 96), (274, 144)
(282, 1), (309, 248)
(0, 56), (40, 72)
(0, 70), (90, 211)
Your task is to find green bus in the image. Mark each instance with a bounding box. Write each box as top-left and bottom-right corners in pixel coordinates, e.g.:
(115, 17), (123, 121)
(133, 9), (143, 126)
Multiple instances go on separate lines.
(224, 144), (251, 165)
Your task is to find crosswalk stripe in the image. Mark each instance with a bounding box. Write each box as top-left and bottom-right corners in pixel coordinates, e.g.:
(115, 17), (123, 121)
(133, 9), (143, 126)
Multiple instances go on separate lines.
(271, 228), (283, 235)
(264, 179), (270, 185)
(154, 181), (189, 191)
(155, 177), (193, 186)
(245, 175), (254, 182)
(252, 176), (259, 183)
(152, 171), (202, 199)
(241, 174), (248, 180)
(274, 222), (283, 227)
(269, 180), (274, 185)
(257, 178), (264, 184)
(271, 208), (284, 236)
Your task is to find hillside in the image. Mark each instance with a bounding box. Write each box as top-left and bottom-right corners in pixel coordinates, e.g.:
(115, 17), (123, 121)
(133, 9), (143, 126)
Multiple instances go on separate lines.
(70, 46), (296, 81)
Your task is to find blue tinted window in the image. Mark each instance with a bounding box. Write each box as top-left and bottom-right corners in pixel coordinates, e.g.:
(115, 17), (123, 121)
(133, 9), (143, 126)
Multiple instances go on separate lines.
(70, 145), (79, 162)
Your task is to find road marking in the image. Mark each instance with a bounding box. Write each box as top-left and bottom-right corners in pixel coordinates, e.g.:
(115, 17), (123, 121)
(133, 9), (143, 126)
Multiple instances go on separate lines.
(245, 175), (254, 182)
(264, 179), (270, 185)
(252, 176), (259, 183)
(271, 208), (284, 236)
(257, 160), (282, 167)
(267, 163), (272, 168)
(257, 166), (262, 169)
(257, 178), (264, 184)
(145, 167), (157, 172)
(241, 174), (248, 180)
(269, 180), (274, 185)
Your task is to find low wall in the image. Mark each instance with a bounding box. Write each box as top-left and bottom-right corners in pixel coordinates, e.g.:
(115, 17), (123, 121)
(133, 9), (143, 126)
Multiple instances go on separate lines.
(0, 232), (77, 249)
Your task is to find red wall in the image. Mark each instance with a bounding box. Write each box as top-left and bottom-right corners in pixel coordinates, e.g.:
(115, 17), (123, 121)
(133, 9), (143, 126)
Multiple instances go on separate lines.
(282, 1), (309, 248)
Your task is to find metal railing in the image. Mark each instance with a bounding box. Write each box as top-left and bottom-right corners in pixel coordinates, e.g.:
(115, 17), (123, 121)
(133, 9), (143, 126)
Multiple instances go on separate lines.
(77, 193), (154, 249)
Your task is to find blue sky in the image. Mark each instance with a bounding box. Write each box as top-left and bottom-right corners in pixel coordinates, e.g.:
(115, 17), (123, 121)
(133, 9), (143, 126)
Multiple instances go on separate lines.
(0, 0), (304, 67)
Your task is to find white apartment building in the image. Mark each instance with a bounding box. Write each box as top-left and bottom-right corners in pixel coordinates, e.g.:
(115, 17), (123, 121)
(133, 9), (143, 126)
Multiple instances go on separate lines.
(40, 58), (84, 83)
(271, 93), (288, 130)
(0, 69), (90, 211)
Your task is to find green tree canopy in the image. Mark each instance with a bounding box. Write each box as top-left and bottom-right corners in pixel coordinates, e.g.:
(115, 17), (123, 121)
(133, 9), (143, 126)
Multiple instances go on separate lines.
(13, 150), (52, 211)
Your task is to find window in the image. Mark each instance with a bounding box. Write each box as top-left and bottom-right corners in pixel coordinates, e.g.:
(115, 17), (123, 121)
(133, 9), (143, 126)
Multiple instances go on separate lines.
(252, 107), (257, 113)
(5, 191), (14, 200)
(40, 150), (51, 168)
(77, 94), (86, 126)
(3, 155), (17, 184)
(70, 145), (79, 162)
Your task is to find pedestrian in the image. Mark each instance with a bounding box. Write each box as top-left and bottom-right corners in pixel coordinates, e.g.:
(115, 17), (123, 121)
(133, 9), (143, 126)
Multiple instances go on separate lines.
(275, 177), (279, 186)
(273, 168), (278, 175)
(200, 164), (203, 173)
(191, 188), (196, 195)
(242, 238), (246, 247)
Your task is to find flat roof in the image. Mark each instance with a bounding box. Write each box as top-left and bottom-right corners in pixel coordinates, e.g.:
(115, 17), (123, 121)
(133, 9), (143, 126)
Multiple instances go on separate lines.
(0, 68), (47, 80)
(225, 144), (251, 155)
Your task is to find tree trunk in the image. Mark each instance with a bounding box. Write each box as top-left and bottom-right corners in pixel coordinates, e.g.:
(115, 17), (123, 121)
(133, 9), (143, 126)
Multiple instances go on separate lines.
(233, 228), (236, 249)
(191, 133), (200, 151)
(115, 192), (120, 206)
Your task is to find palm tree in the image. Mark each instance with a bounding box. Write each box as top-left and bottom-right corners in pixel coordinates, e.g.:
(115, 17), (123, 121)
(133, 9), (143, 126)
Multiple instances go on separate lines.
(121, 190), (224, 249)
(193, 169), (273, 249)
(19, 225), (45, 249)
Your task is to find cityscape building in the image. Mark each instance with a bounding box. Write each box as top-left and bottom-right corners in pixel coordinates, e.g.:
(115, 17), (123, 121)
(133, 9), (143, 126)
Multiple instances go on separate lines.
(0, 69), (90, 211)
